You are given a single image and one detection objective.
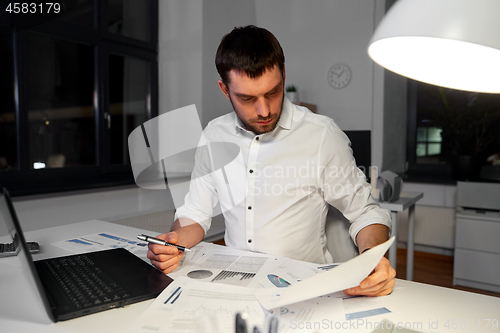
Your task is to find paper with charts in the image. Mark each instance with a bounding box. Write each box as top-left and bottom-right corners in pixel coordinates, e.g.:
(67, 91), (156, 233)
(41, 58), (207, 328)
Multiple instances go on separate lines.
(255, 237), (395, 310)
(167, 242), (285, 288)
(51, 232), (149, 255)
(126, 276), (267, 333)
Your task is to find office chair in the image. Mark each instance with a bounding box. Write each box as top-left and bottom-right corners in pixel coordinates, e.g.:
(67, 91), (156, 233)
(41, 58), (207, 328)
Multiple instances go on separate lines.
(325, 206), (358, 262)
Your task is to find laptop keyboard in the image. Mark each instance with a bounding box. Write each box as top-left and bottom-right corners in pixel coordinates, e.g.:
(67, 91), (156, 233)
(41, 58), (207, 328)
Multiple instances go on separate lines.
(45, 255), (130, 309)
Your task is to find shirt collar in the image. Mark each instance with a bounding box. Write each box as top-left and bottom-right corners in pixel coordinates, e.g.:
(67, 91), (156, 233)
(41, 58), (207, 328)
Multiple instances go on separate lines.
(234, 96), (294, 133)
(277, 96), (293, 130)
(235, 114), (246, 132)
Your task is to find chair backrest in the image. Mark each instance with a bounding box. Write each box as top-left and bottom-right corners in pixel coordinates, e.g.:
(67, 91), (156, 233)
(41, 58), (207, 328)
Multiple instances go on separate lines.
(325, 206), (358, 262)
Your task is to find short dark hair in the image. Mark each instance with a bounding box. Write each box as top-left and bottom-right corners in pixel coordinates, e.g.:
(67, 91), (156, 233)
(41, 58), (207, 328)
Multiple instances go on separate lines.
(215, 25), (285, 85)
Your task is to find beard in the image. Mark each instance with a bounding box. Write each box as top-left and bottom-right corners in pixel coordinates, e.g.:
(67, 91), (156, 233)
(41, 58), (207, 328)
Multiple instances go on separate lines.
(229, 94), (284, 135)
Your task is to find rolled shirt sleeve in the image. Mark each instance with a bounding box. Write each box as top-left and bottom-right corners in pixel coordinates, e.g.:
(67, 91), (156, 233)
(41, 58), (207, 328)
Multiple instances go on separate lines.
(319, 120), (392, 246)
(174, 134), (219, 234)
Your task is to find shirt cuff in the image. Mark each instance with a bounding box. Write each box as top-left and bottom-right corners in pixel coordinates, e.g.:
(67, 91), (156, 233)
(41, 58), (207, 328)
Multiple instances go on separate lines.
(349, 218), (392, 247)
(174, 208), (211, 235)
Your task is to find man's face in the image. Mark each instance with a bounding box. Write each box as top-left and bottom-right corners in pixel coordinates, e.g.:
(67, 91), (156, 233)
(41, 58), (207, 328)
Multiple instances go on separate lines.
(218, 66), (285, 135)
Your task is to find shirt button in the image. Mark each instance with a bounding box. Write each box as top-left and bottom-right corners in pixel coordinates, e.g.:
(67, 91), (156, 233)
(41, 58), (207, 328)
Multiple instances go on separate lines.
(248, 206), (252, 210)
(256, 137), (259, 141)
(249, 169), (253, 173)
(248, 239), (252, 243)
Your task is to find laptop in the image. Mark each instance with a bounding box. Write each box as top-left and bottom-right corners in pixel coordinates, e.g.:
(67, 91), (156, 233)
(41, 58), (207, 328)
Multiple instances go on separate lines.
(0, 186), (173, 322)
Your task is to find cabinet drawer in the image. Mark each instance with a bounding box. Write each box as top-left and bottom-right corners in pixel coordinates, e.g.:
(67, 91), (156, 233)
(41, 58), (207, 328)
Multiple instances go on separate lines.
(454, 249), (500, 286)
(455, 217), (500, 253)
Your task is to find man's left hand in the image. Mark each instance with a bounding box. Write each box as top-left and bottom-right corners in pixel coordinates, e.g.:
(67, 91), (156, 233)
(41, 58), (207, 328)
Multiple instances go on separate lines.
(343, 256), (395, 297)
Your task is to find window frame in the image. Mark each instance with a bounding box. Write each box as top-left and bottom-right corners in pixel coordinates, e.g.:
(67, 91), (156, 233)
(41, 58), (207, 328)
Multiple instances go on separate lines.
(0, 0), (159, 197)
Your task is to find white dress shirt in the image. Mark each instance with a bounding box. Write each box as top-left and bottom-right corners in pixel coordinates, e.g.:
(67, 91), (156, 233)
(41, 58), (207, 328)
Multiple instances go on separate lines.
(175, 97), (391, 264)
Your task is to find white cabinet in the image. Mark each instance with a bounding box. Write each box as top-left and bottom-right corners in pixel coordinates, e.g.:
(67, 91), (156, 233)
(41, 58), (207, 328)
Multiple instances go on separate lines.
(453, 182), (500, 293)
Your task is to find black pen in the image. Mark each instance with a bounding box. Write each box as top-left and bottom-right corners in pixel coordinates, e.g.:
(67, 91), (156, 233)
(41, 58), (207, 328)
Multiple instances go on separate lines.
(137, 234), (191, 252)
(235, 313), (248, 333)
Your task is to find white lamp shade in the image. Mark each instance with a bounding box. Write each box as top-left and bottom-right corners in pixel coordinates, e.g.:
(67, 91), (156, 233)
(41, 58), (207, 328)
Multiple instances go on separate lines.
(368, 0), (500, 93)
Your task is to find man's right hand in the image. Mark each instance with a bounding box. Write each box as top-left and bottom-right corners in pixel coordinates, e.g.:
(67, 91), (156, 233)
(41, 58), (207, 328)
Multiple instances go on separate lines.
(146, 232), (184, 274)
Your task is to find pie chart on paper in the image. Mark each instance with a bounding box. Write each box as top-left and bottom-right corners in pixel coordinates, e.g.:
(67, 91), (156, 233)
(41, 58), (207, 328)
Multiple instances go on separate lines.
(187, 269), (213, 279)
(268, 274), (291, 288)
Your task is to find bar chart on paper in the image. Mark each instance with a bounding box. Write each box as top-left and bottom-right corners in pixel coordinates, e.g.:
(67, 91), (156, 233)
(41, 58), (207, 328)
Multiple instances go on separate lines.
(192, 253), (268, 286)
(211, 270), (256, 283)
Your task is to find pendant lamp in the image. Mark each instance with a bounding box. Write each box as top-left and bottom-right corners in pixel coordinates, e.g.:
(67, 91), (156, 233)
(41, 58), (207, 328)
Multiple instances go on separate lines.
(368, 0), (500, 93)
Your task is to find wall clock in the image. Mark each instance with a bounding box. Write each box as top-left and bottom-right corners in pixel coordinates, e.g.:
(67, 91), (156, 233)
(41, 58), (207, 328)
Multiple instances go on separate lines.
(328, 63), (352, 89)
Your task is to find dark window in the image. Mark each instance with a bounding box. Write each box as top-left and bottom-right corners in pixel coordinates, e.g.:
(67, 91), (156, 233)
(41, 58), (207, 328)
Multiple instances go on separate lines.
(407, 80), (500, 183)
(25, 33), (95, 169)
(0, 1), (158, 196)
(0, 26), (16, 171)
(59, 0), (95, 27)
(108, 0), (151, 42)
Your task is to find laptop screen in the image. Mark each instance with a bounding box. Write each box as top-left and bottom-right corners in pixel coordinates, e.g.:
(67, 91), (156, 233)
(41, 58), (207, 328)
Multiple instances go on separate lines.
(0, 188), (56, 322)
(0, 189), (17, 245)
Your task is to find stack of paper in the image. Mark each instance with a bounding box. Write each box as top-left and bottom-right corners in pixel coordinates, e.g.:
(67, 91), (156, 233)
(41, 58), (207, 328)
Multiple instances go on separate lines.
(128, 237), (395, 333)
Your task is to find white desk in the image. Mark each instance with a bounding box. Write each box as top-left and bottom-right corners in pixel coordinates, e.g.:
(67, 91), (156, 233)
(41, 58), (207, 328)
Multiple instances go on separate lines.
(1, 220), (499, 333)
(0, 220), (158, 333)
(378, 191), (423, 281)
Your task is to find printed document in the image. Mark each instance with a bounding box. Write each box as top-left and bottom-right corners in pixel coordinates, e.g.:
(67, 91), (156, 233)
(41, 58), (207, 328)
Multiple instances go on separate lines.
(126, 276), (266, 333)
(168, 242), (285, 287)
(255, 237), (395, 310)
(51, 232), (148, 256)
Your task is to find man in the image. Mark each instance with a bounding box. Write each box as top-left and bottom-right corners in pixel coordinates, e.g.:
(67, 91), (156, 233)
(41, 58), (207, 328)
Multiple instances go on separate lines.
(148, 25), (395, 296)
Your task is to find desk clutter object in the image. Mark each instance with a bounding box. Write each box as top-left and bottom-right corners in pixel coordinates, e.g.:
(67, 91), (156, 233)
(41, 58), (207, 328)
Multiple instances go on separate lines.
(0, 241), (39, 258)
(376, 170), (403, 203)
